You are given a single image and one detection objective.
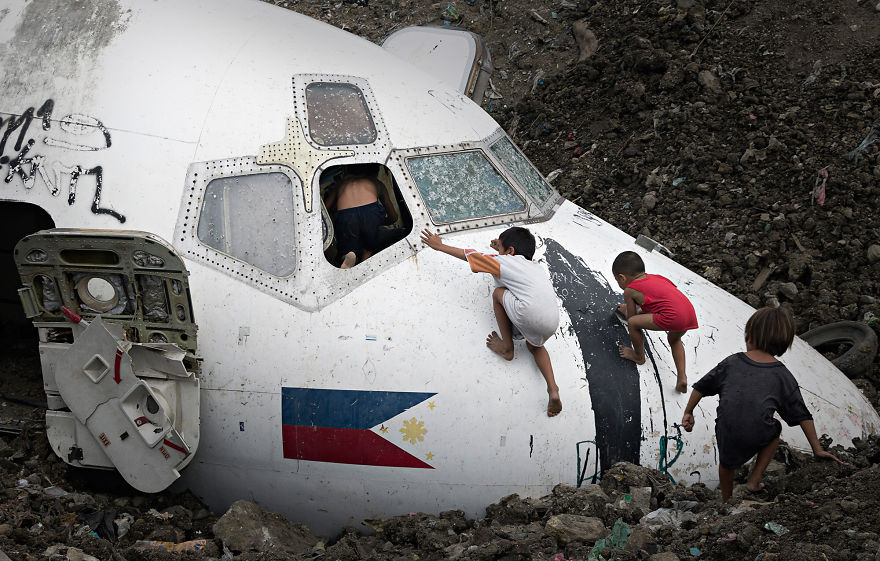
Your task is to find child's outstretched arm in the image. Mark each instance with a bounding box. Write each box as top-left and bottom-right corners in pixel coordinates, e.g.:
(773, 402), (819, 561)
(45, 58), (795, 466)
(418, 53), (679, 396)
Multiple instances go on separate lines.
(420, 229), (466, 261)
(799, 420), (844, 464)
(681, 389), (703, 432)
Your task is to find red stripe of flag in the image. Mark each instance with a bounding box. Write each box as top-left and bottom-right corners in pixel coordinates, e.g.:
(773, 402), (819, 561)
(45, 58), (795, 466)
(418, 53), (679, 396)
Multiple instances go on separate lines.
(282, 425), (432, 469)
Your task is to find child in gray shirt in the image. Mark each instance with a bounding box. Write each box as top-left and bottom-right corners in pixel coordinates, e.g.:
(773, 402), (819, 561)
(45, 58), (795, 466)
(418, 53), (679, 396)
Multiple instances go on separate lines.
(682, 307), (842, 501)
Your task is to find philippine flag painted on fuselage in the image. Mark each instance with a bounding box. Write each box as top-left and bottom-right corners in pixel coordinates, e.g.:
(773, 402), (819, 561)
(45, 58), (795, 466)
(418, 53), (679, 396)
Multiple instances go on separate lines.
(281, 387), (436, 469)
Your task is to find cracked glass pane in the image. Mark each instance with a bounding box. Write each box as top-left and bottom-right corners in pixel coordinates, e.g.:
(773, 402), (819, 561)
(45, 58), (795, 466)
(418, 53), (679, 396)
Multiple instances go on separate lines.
(197, 173), (297, 276)
(407, 151), (524, 223)
(490, 136), (555, 204)
(306, 82), (377, 146)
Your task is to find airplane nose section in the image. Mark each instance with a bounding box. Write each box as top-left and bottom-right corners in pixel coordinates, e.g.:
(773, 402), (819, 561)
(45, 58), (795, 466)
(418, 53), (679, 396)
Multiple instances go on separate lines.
(543, 238), (643, 472)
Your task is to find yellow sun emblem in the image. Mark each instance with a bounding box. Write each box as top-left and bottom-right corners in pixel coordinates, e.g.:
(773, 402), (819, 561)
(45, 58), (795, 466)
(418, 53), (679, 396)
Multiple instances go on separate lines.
(400, 417), (427, 445)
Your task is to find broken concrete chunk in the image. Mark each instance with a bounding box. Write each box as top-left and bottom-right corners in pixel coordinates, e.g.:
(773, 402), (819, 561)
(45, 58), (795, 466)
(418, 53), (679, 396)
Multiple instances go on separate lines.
(545, 514), (607, 544)
(212, 500), (318, 555)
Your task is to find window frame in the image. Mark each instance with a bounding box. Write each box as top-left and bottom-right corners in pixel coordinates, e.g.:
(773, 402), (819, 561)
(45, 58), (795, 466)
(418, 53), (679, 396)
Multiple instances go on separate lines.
(292, 74), (390, 154)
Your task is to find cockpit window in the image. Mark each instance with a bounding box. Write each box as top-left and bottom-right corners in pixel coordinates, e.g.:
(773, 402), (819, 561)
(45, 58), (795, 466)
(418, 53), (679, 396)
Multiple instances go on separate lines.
(490, 136), (555, 204)
(305, 83), (377, 146)
(197, 173), (297, 276)
(407, 151), (525, 224)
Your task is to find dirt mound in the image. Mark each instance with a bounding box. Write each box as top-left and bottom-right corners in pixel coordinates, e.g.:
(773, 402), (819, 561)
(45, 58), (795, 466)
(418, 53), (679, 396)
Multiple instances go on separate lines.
(3, 423), (880, 560)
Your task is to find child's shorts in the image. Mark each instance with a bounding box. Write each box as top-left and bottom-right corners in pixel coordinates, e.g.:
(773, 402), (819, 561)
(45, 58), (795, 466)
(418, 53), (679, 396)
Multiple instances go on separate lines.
(716, 420), (782, 470)
(502, 290), (559, 347)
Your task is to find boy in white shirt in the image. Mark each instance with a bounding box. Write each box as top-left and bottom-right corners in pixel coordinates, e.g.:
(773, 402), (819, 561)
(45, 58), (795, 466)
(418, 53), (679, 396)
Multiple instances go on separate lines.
(420, 227), (562, 417)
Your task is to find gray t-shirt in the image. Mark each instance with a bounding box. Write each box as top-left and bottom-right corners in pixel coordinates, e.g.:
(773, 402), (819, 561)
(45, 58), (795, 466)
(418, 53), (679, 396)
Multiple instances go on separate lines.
(693, 352), (812, 468)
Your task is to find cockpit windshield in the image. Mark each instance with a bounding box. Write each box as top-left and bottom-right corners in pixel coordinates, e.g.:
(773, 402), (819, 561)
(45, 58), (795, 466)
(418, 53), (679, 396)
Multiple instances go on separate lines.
(406, 151), (525, 224)
(489, 136), (555, 204)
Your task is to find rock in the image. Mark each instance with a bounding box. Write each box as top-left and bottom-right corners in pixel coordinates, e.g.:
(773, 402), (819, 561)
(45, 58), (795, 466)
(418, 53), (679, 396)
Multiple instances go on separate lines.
(545, 514), (606, 544)
(677, 0), (695, 8)
(841, 499), (859, 514)
(648, 553), (680, 561)
(643, 192), (658, 210)
(697, 70), (722, 93)
(600, 462), (674, 500)
(485, 493), (538, 524)
(767, 135), (786, 152)
(0, 524), (11, 537)
(778, 282), (798, 299)
(212, 500), (318, 555)
(573, 20), (598, 62)
(625, 523), (654, 552)
(629, 486), (652, 512)
(867, 245), (880, 263)
(737, 524), (761, 550)
(551, 484), (610, 517)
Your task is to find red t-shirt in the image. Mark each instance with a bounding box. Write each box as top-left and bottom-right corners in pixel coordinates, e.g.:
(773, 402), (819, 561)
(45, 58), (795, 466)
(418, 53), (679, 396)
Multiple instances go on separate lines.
(628, 274), (698, 331)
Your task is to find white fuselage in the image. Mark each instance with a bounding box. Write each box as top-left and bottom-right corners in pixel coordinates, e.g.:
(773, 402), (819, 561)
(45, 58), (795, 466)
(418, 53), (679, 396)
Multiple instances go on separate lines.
(0, 0), (876, 536)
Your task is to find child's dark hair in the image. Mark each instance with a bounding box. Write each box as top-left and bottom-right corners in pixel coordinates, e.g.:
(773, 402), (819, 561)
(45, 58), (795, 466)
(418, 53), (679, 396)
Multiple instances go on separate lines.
(499, 227), (536, 260)
(612, 251), (645, 276)
(745, 307), (795, 356)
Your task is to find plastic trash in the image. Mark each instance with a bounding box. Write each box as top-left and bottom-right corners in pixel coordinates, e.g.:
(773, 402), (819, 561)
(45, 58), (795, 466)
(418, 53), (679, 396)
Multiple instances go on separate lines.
(114, 514), (134, 539)
(763, 522), (789, 536)
(133, 539), (207, 552)
(640, 501), (699, 530)
(43, 486), (68, 498)
(588, 518), (630, 561)
(717, 533), (737, 543)
(690, 547), (702, 557)
(847, 122), (880, 166)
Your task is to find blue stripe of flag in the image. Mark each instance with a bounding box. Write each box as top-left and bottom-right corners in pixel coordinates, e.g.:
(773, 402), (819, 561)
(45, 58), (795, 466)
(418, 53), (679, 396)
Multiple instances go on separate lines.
(281, 388), (435, 429)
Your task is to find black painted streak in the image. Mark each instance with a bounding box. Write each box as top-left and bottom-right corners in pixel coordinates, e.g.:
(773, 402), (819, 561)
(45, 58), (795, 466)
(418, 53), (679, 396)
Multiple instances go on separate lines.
(543, 238), (641, 472)
(69, 165), (126, 223)
(4, 139), (37, 185)
(0, 107), (35, 156)
(37, 99), (54, 131)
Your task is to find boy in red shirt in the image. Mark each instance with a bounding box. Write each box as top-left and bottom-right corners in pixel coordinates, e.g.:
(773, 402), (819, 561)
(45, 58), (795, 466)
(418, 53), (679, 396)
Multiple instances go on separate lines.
(612, 251), (698, 393)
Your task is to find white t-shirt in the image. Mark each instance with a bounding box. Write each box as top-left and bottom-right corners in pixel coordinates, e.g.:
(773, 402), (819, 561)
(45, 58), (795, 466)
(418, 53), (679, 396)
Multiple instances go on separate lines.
(464, 250), (560, 346)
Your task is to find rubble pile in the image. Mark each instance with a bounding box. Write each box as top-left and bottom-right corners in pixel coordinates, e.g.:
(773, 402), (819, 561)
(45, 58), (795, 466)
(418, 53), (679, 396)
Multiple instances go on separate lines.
(3, 422), (880, 560)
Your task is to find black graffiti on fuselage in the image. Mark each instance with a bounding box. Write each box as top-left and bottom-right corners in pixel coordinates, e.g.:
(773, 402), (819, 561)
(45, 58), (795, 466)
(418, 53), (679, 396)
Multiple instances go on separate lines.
(543, 238), (642, 473)
(0, 98), (124, 223)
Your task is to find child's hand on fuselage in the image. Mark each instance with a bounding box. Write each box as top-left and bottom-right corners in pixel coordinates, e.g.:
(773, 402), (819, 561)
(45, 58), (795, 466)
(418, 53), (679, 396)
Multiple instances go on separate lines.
(420, 229), (444, 251)
(681, 412), (695, 432)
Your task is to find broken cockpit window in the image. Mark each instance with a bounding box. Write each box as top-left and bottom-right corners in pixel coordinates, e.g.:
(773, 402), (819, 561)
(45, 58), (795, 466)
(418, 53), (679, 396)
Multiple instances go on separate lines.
(406, 151), (524, 224)
(306, 83), (377, 146)
(197, 173), (297, 276)
(489, 136), (555, 204)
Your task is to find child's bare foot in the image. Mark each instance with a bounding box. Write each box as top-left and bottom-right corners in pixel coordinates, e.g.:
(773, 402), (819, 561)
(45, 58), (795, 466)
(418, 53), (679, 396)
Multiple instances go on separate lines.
(486, 331), (514, 361)
(675, 375), (688, 394)
(618, 345), (646, 365)
(340, 251), (357, 269)
(616, 303), (627, 315)
(547, 390), (562, 417)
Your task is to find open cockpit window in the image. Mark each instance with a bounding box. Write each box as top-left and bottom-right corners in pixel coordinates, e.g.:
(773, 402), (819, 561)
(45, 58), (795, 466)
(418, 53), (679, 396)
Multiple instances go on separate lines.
(197, 172), (297, 276)
(489, 136), (555, 204)
(320, 163), (412, 268)
(306, 83), (378, 146)
(406, 151), (525, 224)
